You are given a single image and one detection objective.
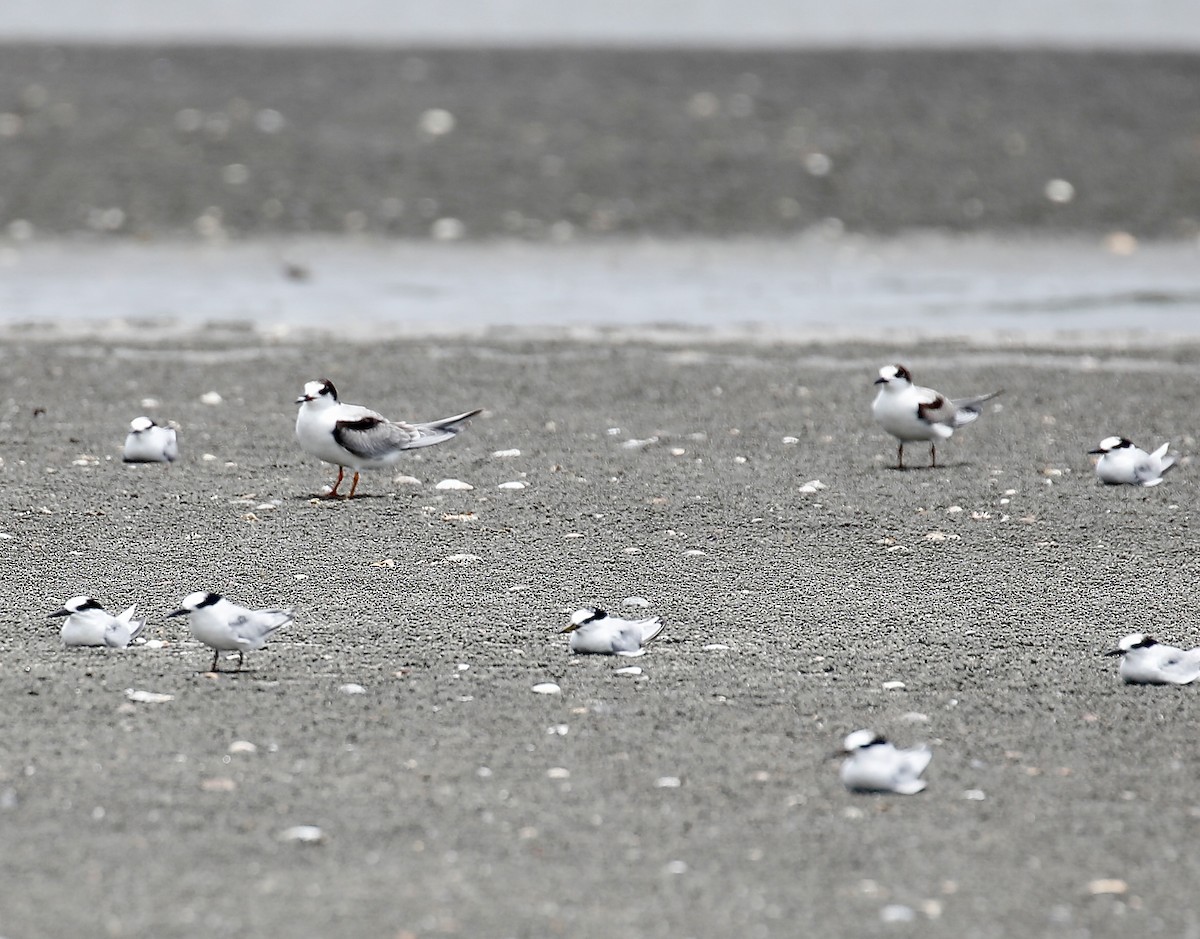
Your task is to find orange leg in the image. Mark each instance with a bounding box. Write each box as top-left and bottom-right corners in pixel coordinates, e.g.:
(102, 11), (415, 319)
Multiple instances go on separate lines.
(347, 471), (361, 498)
(323, 466), (345, 498)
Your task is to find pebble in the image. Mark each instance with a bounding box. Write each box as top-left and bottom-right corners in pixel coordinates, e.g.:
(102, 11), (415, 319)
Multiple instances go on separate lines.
(531, 682), (561, 695)
(498, 481), (527, 490)
(492, 448), (521, 458)
(614, 666), (643, 676)
(338, 683), (367, 695)
(392, 475), (422, 485)
(199, 391), (223, 405)
(435, 479), (473, 490)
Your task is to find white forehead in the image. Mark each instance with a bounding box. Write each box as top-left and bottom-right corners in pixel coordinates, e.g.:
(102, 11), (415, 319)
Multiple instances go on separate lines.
(130, 416), (154, 431)
(843, 729), (878, 751)
(64, 595), (94, 610)
(1118, 632), (1148, 651)
(878, 365), (901, 381)
(181, 591), (211, 608)
(1098, 436), (1124, 451)
(569, 608), (594, 626)
(303, 380), (327, 397)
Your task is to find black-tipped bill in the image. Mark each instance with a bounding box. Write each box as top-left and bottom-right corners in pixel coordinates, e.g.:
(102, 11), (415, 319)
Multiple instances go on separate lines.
(48, 607), (71, 618)
(165, 608), (189, 619)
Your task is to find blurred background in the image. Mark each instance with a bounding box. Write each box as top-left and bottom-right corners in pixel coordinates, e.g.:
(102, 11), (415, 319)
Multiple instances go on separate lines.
(1, 1), (1199, 338)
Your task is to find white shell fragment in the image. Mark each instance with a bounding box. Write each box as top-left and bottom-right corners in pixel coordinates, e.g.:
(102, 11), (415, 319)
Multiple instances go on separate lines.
(279, 825), (324, 844)
(443, 554), (481, 564)
(124, 689), (174, 704)
(228, 740), (258, 754)
(622, 436), (659, 449)
(546, 767), (571, 779)
(531, 682), (562, 695)
(199, 391), (223, 405)
(498, 481), (527, 490)
(338, 683), (367, 695)
(655, 776), (682, 788)
(491, 448), (522, 458)
(435, 479), (474, 491)
(621, 597), (651, 608)
(392, 475), (422, 485)
(798, 479), (827, 493)
(614, 666), (643, 676)
(1087, 879), (1129, 896)
(702, 643), (731, 652)
(882, 680), (907, 691)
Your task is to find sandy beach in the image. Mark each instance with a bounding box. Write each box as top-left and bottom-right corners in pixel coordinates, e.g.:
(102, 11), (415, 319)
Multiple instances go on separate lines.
(2, 331), (1198, 937)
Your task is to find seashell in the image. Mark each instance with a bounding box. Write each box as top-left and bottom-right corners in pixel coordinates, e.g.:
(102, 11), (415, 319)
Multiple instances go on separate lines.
(621, 436), (659, 449)
(531, 682), (561, 695)
(497, 481), (527, 490)
(279, 825), (324, 844)
(622, 597), (651, 608)
(491, 449), (521, 458)
(124, 689), (174, 704)
(614, 666), (642, 676)
(546, 767), (570, 779)
(392, 475), (422, 485)
(1087, 879), (1128, 896)
(702, 643), (730, 652)
(199, 391), (223, 405)
(655, 776), (682, 788)
(200, 777), (237, 792)
(338, 683), (367, 695)
(228, 740), (258, 754)
(882, 680), (906, 691)
(143, 639), (166, 650)
(443, 553), (480, 563)
(435, 478), (473, 491)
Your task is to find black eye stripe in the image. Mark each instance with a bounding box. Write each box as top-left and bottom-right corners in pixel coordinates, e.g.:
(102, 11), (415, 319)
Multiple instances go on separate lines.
(197, 593), (221, 609)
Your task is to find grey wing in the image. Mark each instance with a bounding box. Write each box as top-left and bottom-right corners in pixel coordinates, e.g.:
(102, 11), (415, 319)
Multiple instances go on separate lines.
(405, 409), (484, 449)
(333, 416), (426, 459)
(914, 388), (959, 427)
(949, 390), (1003, 427)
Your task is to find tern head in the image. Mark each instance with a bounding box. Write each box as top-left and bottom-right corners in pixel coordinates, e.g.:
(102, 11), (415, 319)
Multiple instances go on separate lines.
(1104, 632), (1158, 657)
(167, 591), (223, 617)
(129, 416), (155, 433)
(842, 729), (887, 753)
(874, 364), (913, 388)
(1089, 436), (1132, 455)
(49, 595), (104, 618)
(561, 607), (607, 633)
(296, 379), (338, 406)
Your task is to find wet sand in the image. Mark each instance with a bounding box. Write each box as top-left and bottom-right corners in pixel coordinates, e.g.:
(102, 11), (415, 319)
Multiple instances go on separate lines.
(2, 44), (1200, 239)
(2, 332), (1199, 937)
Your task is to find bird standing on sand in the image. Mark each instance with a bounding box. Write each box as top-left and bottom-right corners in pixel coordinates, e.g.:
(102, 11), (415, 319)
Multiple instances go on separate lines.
(871, 364), (1002, 469)
(167, 591), (292, 672)
(295, 379), (481, 498)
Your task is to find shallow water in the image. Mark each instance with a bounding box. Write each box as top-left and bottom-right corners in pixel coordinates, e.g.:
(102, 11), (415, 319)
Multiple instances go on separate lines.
(3, 234), (1199, 345)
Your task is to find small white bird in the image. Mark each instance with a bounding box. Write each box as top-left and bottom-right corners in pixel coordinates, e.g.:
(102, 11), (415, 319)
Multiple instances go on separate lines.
(123, 416), (179, 463)
(1104, 632), (1200, 685)
(872, 364), (1002, 469)
(49, 596), (146, 648)
(560, 607), (666, 656)
(1088, 436), (1176, 487)
(167, 591), (293, 672)
(295, 379), (482, 498)
(839, 729), (932, 795)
